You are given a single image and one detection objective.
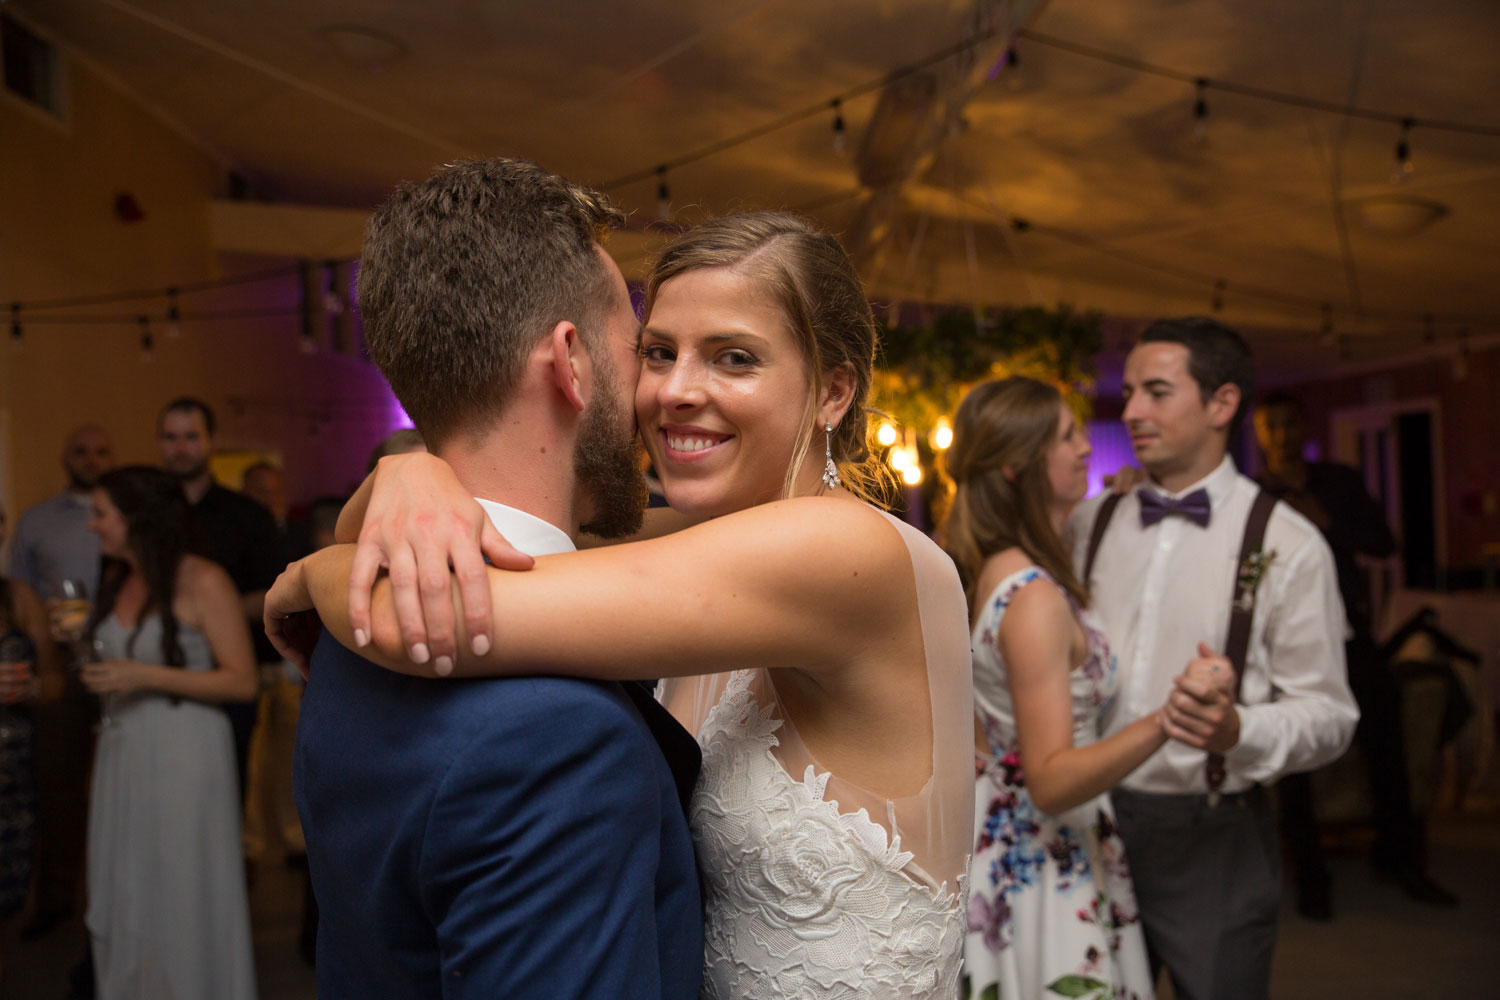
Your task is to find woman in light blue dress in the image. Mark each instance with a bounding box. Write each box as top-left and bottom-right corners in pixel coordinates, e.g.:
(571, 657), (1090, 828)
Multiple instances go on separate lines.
(82, 467), (259, 1000)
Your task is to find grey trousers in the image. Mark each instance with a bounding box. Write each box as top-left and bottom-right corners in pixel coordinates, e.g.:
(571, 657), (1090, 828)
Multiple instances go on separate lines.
(1111, 786), (1281, 1000)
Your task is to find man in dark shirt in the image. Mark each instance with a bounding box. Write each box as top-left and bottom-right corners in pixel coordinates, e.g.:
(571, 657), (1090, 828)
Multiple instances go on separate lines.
(1255, 392), (1455, 916)
(157, 397), (281, 800)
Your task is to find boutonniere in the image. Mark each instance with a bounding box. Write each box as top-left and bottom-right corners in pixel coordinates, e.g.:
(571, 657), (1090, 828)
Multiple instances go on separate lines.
(1234, 549), (1278, 611)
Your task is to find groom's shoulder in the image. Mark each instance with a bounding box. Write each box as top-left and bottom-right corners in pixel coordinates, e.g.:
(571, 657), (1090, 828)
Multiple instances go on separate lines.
(304, 631), (645, 742)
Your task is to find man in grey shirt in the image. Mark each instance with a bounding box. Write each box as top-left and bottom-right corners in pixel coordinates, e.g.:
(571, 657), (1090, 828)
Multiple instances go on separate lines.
(8, 425), (112, 600)
(6, 423), (113, 938)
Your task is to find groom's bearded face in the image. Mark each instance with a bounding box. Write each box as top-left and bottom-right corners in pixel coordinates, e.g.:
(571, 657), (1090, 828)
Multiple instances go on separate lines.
(575, 346), (647, 539)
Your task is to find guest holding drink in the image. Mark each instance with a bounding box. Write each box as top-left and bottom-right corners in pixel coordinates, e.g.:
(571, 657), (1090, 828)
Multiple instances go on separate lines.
(81, 468), (257, 1000)
(0, 501), (64, 984)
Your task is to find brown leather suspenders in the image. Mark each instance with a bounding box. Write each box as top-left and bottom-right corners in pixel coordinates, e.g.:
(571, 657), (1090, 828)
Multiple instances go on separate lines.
(1082, 493), (1124, 587)
(1082, 487), (1279, 802)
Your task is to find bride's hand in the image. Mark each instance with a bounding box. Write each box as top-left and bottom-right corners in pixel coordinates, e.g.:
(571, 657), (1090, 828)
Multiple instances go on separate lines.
(346, 452), (534, 672)
(265, 558), (325, 677)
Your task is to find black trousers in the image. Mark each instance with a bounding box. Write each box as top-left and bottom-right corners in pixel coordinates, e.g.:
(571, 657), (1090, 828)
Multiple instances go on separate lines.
(1112, 786), (1281, 1000)
(1280, 631), (1419, 892)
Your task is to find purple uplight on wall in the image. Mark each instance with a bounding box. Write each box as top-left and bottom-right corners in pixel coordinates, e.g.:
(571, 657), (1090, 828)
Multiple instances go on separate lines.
(1084, 419), (1137, 499)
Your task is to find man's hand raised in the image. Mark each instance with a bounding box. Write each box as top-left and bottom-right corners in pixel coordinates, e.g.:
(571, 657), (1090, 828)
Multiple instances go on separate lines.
(1162, 642), (1241, 753)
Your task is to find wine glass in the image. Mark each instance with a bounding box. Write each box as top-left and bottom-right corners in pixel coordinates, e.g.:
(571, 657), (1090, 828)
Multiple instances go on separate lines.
(50, 578), (92, 647)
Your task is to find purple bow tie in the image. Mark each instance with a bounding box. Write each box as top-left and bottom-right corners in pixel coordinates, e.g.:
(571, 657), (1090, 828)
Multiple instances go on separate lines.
(1139, 488), (1211, 527)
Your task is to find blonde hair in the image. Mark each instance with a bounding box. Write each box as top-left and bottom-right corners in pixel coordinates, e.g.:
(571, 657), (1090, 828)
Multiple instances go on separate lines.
(645, 212), (891, 504)
(942, 377), (1090, 607)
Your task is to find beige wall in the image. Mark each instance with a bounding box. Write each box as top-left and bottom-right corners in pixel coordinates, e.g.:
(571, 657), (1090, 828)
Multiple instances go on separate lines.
(1, 46), (401, 539)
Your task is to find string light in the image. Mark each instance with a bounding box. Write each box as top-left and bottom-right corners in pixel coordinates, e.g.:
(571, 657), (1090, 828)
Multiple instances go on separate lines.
(137, 315), (153, 363)
(1192, 78), (1209, 143)
(167, 287), (182, 338)
(655, 165), (671, 221)
(929, 417), (953, 452)
(1393, 118), (1414, 183)
(830, 98), (847, 154)
(876, 421), (898, 447)
(901, 461), (923, 486)
(1003, 43), (1022, 91)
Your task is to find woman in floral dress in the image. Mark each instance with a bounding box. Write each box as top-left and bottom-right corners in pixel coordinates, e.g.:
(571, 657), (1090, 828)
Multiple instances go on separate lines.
(943, 378), (1171, 1000)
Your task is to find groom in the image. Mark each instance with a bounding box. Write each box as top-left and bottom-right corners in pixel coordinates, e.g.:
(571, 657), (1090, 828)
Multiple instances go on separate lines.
(284, 159), (702, 999)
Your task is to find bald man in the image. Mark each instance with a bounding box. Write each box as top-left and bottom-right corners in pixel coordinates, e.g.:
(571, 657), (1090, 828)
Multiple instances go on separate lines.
(8, 425), (113, 599)
(8, 424), (115, 937)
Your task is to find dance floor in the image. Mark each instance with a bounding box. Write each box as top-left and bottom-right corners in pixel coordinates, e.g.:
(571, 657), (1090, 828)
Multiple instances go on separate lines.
(4, 777), (1496, 1000)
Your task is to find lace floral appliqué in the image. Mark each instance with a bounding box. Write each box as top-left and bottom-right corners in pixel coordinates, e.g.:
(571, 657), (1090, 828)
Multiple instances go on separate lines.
(692, 671), (966, 1000)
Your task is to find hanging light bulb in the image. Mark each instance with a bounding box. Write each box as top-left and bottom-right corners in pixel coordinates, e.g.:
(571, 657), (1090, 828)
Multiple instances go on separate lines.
(876, 421), (898, 448)
(929, 417), (953, 452)
(888, 445), (912, 472)
(830, 98), (847, 154)
(901, 460), (923, 486)
(656, 165), (671, 221)
(1004, 43), (1022, 91)
(322, 260), (346, 316)
(138, 315), (154, 363)
(1392, 118), (1414, 183)
(9, 303), (21, 354)
(167, 287), (182, 338)
(1192, 78), (1209, 144)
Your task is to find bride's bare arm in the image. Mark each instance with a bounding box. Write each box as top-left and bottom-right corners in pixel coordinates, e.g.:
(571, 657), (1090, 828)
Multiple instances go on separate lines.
(999, 580), (1167, 816)
(302, 498), (910, 683)
(337, 452), (532, 666)
(338, 451), (707, 666)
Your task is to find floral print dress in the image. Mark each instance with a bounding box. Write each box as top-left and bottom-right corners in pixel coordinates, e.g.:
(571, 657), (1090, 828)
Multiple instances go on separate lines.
(963, 567), (1154, 1000)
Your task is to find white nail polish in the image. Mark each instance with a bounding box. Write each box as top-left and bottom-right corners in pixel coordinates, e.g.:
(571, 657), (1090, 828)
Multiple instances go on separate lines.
(353, 628), (369, 648)
(411, 643), (430, 664)
(471, 634), (491, 657)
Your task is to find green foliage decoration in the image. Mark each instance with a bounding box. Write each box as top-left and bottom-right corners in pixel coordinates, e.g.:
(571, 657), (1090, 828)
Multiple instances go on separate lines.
(872, 303), (1104, 437)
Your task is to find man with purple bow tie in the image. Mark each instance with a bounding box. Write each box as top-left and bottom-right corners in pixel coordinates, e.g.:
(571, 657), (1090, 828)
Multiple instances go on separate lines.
(1069, 317), (1358, 1000)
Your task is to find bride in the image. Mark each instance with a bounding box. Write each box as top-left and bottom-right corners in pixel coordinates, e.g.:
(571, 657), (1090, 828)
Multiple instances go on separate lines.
(270, 211), (973, 998)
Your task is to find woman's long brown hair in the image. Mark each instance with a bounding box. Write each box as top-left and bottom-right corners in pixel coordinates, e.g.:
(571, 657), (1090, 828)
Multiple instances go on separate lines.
(941, 377), (1090, 608)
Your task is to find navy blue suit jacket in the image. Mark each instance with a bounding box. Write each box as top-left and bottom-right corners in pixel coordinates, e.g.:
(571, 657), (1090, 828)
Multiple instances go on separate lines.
(295, 632), (703, 999)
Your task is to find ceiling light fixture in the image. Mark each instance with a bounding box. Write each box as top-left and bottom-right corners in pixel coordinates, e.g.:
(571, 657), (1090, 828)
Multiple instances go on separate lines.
(1351, 195), (1450, 236)
(318, 24), (407, 73)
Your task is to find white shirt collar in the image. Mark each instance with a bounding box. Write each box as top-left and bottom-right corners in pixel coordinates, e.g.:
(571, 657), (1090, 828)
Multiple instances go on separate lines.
(472, 499), (576, 557)
(1147, 453), (1238, 505)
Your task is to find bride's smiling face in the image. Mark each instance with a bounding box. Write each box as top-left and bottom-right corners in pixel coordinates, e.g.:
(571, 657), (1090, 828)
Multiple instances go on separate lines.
(636, 266), (819, 518)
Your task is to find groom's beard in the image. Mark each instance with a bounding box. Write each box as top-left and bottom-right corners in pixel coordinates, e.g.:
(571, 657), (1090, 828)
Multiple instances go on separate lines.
(575, 365), (647, 540)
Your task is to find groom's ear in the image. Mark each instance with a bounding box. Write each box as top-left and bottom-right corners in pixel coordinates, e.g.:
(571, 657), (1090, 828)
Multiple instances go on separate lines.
(546, 321), (587, 413)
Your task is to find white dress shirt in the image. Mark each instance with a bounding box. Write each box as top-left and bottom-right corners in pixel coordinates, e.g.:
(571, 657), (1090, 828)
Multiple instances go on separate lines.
(1069, 455), (1359, 794)
(473, 498), (576, 557)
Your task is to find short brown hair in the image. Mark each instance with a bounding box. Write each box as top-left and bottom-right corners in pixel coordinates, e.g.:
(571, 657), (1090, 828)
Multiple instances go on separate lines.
(644, 212), (885, 503)
(942, 377), (1089, 607)
(358, 159), (625, 448)
(1139, 316), (1256, 435)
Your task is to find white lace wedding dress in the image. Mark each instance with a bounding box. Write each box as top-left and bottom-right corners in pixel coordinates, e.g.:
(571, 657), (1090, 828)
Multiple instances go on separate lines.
(661, 511), (974, 999)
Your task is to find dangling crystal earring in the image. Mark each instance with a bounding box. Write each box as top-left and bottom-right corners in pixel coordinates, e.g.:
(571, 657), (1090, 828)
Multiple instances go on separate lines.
(821, 422), (841, 490)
